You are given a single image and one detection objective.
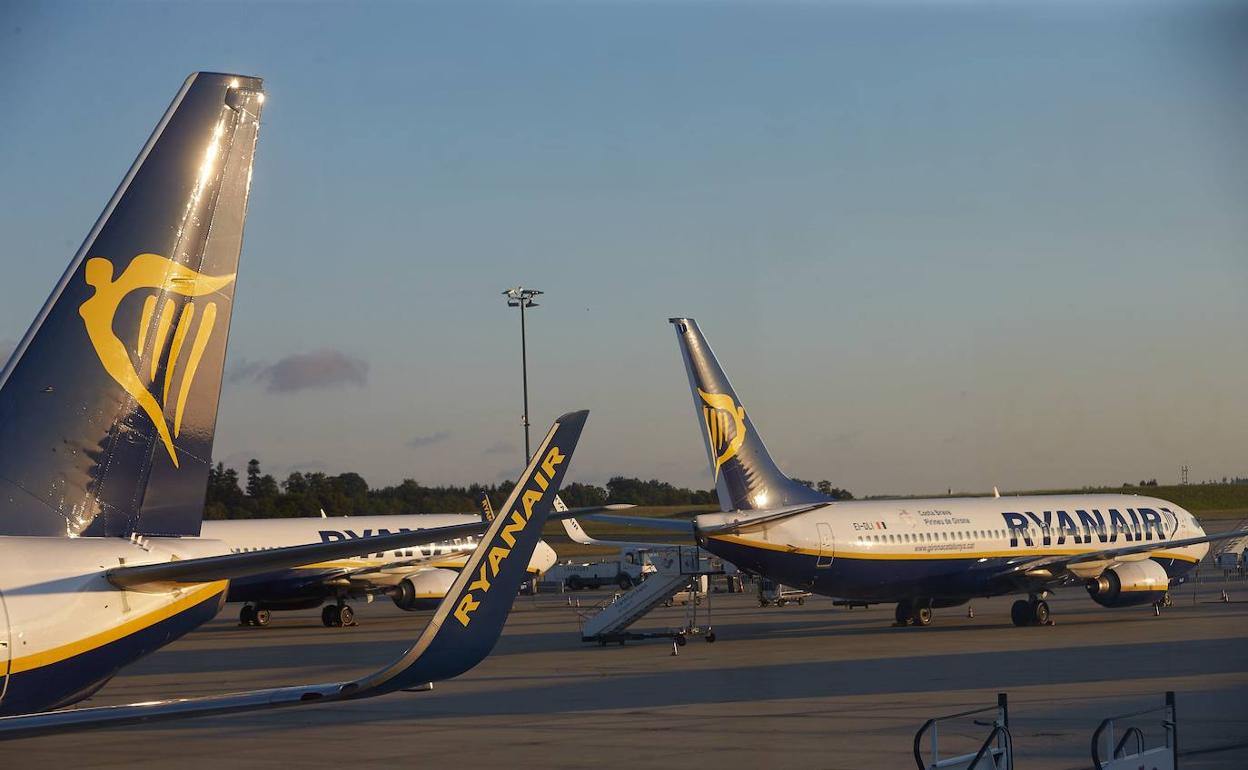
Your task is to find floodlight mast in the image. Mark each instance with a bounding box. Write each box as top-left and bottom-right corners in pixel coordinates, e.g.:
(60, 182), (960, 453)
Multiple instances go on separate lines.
(502, 286), (543, 462)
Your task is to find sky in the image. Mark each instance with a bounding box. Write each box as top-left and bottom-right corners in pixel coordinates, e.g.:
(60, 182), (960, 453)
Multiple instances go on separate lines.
(2, 1), (1247, 497)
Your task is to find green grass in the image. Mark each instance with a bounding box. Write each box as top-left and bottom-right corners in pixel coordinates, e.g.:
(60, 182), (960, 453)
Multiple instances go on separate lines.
(1191, 508), (1248, 522)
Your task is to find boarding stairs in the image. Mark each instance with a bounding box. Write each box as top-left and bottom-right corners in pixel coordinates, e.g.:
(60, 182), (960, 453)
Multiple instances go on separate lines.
(579, 546), (724, 644)
(1091, 692), (1178, 770)
(914, 694), (1012, 770)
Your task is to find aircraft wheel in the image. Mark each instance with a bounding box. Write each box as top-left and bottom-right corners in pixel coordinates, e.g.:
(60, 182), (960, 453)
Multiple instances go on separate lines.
(894, 600), (913, 626)
(239, 605), (256, 626)
(321, 605), (338, 627)
(338, 604), (356, 627)
(1031, 600), (1050, 626)
(913, 605), (933, 627)
(1010, 599), (1031, 627)
(253, 609), (271, 627)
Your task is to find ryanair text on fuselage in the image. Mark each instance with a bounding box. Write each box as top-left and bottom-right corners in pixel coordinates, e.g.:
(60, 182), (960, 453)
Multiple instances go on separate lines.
(317, 528), (478, 559)
(1000, 507), (1174, 548)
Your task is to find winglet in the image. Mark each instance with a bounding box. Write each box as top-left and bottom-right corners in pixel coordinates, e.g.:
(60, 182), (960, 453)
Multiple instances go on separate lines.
(353, 409), (588, 690)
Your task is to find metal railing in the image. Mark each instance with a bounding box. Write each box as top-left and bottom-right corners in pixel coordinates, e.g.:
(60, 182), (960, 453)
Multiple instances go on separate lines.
(914, 693), (1012, 770)
(1091, 691), (1177, 770)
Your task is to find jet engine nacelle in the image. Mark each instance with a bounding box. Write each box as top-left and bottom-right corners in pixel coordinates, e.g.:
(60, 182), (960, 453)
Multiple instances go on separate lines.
(392, 568), (458, 611)
(1086, 560), (1170, 607)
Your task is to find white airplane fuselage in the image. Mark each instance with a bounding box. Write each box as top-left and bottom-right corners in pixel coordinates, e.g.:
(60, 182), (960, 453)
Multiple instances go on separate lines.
(0, 536), (233, 715)
(203, 515), (557, 607)
(697, 494), (1207, 603)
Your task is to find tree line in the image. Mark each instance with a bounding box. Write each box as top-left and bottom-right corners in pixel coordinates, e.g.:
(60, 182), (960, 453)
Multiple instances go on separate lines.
(204, 460), (854, 519)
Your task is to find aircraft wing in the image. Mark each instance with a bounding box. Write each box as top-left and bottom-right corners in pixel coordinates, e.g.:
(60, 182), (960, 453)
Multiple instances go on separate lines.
(992, 527), (1248, 583)
(588, 503), (831, 535)
(0, 410), (590, 739)
(109, 505), (631, 589)
(558, 495), (689, 548)
(586, 513), (697, 532)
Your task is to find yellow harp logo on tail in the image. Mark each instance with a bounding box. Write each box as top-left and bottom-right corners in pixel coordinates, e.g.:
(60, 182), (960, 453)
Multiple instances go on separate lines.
(78, 254), (235, 468)
(698, 388), (746, 480)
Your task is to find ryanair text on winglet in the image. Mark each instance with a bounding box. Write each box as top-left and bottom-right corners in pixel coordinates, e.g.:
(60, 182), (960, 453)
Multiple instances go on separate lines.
(453, 443), (566, 627)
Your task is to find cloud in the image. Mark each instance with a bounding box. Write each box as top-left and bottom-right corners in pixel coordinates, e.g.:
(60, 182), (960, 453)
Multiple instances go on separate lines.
(407, 430), (451, 449)
(481, 440), (517, 456)
(230, 349), (369, 393)
(226, 358), (266, 384)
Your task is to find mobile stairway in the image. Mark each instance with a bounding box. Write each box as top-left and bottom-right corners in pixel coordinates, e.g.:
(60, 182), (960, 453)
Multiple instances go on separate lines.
(914, 694), (1012, 770)
(579, 545), (724, 646)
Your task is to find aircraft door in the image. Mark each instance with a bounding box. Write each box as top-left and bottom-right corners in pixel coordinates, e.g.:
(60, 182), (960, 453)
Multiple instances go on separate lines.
(816, 522), (834, 568)
(0, 588), (9, 705)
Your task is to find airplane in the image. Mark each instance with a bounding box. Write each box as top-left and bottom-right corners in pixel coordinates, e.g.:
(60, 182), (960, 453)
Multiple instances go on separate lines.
(595, 318), (1247, 628)
(0, 408), (592, 736)
(0, 71), (601, 723)
(203, 513), (558, 627)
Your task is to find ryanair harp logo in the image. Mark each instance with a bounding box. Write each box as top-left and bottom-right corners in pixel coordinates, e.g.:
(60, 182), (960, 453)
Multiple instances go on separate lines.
(698, 388), (746, 480)
(79, 254), (235, 468)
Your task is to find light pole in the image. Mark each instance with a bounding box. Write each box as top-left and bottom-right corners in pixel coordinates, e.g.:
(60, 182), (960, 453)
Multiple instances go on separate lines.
(502, 286), (543, 463)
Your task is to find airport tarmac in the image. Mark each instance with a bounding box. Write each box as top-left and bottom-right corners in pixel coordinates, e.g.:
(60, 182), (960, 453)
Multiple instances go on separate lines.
(7, 574), (1247, 769)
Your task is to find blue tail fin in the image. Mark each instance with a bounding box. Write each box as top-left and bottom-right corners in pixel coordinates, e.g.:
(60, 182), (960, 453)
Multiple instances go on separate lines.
(670, 318), (829, 512)
(0, 73), (264, 537)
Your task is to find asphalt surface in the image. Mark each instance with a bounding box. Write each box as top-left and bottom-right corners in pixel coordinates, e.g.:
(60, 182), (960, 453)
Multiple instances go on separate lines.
(6, 573), (1247, 769)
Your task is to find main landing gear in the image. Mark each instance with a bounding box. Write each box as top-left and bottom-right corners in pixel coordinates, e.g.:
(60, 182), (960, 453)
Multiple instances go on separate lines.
(321, 602), (357, 628)
(238, 604), (271, 627)
(893, 599), (933, 627)
(1153, 591), (1173, 616)
(1010, 596), (1052, 627)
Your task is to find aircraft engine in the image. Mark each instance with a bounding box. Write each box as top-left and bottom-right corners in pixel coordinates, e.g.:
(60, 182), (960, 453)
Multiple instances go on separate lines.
(1085, 560), (1170, 607)
(392, 568), (458, 611)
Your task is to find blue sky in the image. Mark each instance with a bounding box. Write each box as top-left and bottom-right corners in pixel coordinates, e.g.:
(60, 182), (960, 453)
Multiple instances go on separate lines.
(2, 1), (1247, 496)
